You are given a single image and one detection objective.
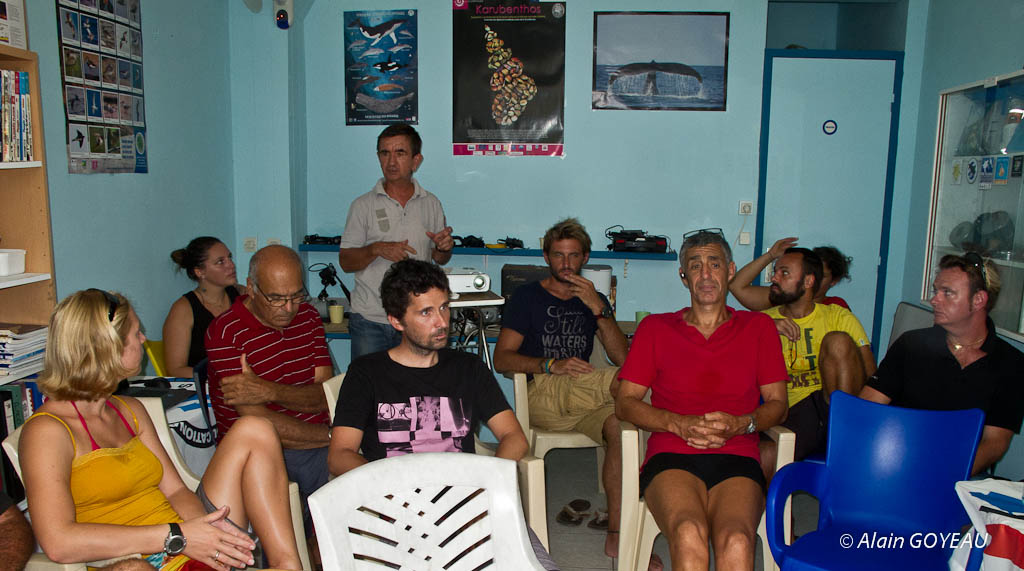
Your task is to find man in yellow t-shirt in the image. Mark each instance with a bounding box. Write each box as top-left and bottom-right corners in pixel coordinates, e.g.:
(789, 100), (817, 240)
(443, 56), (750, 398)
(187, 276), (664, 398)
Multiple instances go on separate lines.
(759, 247), (876, 466)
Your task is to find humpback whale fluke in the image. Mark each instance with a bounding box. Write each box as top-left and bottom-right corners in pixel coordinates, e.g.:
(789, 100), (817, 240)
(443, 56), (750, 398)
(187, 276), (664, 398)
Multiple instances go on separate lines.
(608, 60), (703, 88)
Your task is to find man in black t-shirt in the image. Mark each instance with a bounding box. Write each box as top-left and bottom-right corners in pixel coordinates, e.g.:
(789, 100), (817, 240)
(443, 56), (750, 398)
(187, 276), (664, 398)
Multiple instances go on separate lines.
(494, 217), (630, 562)
(861, 254), (1024, 475)
(329, 259), (528, 471)
(328, 260), (561, 570)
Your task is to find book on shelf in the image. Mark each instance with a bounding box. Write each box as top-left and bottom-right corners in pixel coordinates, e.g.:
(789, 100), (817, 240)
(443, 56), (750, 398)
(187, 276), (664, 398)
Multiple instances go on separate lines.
(0, 68), (32, 162)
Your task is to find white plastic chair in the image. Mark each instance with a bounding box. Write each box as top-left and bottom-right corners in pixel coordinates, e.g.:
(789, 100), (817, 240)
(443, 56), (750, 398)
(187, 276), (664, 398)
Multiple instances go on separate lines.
(2, 397), (312, 571)
(615, 421), (795, 571)
(322, 373), (550, 550)
(512, 371), (606, 489)
(308, 452), (546, 570)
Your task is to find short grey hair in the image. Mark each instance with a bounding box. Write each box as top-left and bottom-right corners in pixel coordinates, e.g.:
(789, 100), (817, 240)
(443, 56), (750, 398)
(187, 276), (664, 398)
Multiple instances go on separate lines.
(680, 229), (733, 266)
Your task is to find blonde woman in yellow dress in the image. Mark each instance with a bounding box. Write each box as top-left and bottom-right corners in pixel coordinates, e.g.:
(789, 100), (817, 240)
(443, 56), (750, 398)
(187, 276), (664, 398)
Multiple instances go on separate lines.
(19, 289), (302, 570)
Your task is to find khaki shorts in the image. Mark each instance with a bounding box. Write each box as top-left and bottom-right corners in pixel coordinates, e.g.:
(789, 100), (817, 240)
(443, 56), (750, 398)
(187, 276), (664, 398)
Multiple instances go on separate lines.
(527, 367), (619, 445)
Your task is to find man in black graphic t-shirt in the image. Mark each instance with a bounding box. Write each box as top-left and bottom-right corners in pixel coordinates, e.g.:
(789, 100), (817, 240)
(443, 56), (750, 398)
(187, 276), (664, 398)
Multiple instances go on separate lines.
(329, 259), (528, 471)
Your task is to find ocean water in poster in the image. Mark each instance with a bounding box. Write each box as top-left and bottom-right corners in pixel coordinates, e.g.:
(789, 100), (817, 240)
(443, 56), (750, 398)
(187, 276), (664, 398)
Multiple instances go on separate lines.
(452, 1), (565, 156)
(344, 9), (417, 126)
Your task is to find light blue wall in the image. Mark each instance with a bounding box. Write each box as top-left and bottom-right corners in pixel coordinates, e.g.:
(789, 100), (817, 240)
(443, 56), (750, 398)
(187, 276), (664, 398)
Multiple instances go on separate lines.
(766, 2), (838, 49)
(836, 0), (907, 52)
(26, 1), (236, 343)
(292, 0), (769, 371)
(900, 0), (1024, 479)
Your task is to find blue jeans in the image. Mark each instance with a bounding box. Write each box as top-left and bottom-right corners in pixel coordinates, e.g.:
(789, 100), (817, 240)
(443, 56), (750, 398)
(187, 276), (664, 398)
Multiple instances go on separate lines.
(349, 312), (402, 360)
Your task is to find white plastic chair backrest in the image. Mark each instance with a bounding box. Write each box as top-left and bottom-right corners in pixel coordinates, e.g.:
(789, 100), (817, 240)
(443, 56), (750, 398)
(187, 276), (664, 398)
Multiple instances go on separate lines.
(137, 397), (201, 490)
(308, 452), (545, 571)
(2, 422), (25, 481)
(323, 373), (345, 423)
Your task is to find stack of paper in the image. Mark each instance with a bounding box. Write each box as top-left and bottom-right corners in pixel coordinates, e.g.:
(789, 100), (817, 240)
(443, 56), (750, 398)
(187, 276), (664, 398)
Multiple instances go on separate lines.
(0, 323), (46, 382)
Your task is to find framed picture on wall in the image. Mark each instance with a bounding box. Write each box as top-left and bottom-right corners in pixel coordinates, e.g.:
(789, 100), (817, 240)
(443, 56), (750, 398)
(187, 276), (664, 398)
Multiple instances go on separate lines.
(593, 12), (729, 111)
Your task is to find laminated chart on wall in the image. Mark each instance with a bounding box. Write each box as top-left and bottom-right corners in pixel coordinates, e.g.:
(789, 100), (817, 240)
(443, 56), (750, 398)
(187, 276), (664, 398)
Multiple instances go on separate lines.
(452, 0), (565, 157)
(343, 9), (418, 126)
(57, 0), (147, 174)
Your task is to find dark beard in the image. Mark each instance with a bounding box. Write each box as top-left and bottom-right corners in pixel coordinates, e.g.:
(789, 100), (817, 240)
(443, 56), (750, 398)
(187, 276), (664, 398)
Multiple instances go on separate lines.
(406, 327), (449, 355)
(768, 285), (804, 306)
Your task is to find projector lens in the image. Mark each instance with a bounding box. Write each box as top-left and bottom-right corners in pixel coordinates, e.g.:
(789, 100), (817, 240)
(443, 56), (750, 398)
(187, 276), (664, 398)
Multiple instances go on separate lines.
(473, 276), (486, 290)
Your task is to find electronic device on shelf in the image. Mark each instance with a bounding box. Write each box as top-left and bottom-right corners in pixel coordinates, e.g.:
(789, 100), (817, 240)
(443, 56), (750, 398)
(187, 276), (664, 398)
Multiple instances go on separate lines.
(605, 226), (668, 253)
(303, 234), (341, 245)
(445, 267), (491, 293)
(453, 235), (486, 248)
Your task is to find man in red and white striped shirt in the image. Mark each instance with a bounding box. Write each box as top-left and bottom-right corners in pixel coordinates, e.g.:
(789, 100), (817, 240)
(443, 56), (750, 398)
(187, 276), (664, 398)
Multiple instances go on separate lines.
(206, 245), (333, 514)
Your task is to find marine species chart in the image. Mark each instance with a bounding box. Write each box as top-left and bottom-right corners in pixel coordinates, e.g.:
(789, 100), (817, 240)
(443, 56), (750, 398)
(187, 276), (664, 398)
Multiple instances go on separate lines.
(344, 9), (418, 125)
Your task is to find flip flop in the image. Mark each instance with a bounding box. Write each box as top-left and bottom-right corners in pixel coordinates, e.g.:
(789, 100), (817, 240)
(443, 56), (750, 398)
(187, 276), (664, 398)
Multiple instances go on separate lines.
(555, 499), (591, 526)
(588, 508), (609, 530)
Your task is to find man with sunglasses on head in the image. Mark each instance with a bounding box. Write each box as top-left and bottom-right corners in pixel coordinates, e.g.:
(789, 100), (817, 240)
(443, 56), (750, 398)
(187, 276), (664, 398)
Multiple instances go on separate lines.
(206, 244), (333, 515)
(339, 123), (454, 361)
(616, 228), (787, 570)
(760, 247), (875, 472)
(860, 254), (1024, 475)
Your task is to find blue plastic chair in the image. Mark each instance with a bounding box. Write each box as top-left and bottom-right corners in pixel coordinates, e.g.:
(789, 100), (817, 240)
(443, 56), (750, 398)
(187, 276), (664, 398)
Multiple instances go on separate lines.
(765, 391), (984, 570)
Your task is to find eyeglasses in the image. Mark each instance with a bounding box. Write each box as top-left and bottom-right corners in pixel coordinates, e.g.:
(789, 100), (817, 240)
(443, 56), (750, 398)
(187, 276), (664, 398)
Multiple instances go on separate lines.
(87, 288), (118, 322)
(253, 283), (310, 307)
(963, 252), (991, 291)
(683, 228), (725, 240)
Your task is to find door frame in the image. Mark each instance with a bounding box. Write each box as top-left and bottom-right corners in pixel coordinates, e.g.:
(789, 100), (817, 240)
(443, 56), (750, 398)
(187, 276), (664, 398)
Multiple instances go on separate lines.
(755, 49), (904, 348)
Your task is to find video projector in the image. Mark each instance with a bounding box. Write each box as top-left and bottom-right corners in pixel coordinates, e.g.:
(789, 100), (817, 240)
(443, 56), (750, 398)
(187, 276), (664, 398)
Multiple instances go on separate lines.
(445, 267), (491, 293)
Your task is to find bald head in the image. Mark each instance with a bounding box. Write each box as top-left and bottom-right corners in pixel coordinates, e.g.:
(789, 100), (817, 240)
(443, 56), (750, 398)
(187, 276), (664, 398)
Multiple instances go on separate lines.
(248, 245), (302, 286)
(245, 245), (306, 329)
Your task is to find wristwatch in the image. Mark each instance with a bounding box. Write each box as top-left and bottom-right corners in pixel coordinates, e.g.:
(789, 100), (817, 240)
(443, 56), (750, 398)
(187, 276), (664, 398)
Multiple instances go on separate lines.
(594, 305), (614, 319)
(164, 522), (187, 556)
(744, 415), (757, 435)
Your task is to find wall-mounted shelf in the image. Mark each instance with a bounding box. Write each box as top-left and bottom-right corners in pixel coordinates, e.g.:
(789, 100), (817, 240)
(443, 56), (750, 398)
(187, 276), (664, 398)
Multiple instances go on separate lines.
(0, 161), (42, 169)
(299, 244), (677, 261)
(0, 273), (51, 290)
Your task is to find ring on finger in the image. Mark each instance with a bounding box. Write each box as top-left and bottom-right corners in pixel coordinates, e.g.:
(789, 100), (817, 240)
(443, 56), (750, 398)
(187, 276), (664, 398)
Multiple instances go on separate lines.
(213, 551), (220, 561)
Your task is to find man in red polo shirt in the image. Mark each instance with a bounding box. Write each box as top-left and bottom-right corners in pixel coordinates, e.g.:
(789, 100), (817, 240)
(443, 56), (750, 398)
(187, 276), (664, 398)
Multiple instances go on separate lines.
(206, 244), (333, 515)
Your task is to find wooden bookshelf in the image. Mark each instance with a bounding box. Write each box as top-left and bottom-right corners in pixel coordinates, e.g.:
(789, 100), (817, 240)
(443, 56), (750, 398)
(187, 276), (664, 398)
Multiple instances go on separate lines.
(0, 44), (56, 326)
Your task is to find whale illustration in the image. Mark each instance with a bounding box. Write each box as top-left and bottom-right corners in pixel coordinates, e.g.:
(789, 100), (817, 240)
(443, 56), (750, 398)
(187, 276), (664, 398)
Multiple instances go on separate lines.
(352, 18), (406, 46)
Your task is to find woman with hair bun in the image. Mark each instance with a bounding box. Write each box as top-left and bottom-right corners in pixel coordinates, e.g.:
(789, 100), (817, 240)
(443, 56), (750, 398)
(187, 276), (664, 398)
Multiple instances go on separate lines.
(20, 289), (302, 570)
(163, 237), (242, 378)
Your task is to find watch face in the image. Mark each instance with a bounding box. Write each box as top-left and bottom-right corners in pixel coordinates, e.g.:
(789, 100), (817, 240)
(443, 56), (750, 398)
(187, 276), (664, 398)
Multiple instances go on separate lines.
(601, 306), (614, 318)
(167, 536), (186, 554)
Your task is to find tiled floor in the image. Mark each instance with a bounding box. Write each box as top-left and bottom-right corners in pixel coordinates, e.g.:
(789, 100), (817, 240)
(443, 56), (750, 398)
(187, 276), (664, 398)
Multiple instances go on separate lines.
(542, 448), (819, 571)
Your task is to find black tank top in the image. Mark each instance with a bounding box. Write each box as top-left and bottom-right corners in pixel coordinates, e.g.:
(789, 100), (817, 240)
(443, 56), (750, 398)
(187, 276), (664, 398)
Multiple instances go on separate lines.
(183, 287), (240, 367)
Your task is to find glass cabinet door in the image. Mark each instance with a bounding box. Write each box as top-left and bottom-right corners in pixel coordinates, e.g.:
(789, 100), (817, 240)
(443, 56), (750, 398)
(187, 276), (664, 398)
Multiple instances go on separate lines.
(924, 69), (1024, 334)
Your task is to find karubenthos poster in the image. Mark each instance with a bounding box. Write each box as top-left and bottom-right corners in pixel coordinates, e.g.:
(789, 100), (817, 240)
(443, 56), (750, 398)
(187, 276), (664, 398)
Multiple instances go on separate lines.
(453, 1), (565, 156)
(593, 12), (729, 111)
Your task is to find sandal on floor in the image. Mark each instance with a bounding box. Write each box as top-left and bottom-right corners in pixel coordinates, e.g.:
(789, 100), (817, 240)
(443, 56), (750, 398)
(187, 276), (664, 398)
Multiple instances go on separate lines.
(588, 509), (609, 530)
(555, 499), (591, 526)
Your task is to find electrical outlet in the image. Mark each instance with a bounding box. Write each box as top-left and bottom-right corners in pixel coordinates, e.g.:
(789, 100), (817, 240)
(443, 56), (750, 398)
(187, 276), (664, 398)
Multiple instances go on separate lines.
(267, 238), (282, 246)
(739, 232), (751, 245)
(739, 201), (754, 215)
(243, 237), (258, 252)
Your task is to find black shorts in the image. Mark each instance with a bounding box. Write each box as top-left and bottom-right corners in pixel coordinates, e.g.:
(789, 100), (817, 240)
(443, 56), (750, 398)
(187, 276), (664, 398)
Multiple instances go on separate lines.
(639, 453), (766, 496)
(781, 389), (829, 461)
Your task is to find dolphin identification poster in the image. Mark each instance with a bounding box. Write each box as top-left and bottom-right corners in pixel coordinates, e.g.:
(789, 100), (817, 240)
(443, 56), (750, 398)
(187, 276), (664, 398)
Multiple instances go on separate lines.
(593, 12), (729, 111)
(452, 0), (566, 156)
(344, 9), (418, 126)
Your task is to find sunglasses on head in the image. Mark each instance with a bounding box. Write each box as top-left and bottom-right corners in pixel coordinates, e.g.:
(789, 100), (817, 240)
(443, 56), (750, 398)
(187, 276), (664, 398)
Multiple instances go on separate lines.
(962, 252), (990, 290)
(87, 288), (119, 322)
(683, 228), (725, 241)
